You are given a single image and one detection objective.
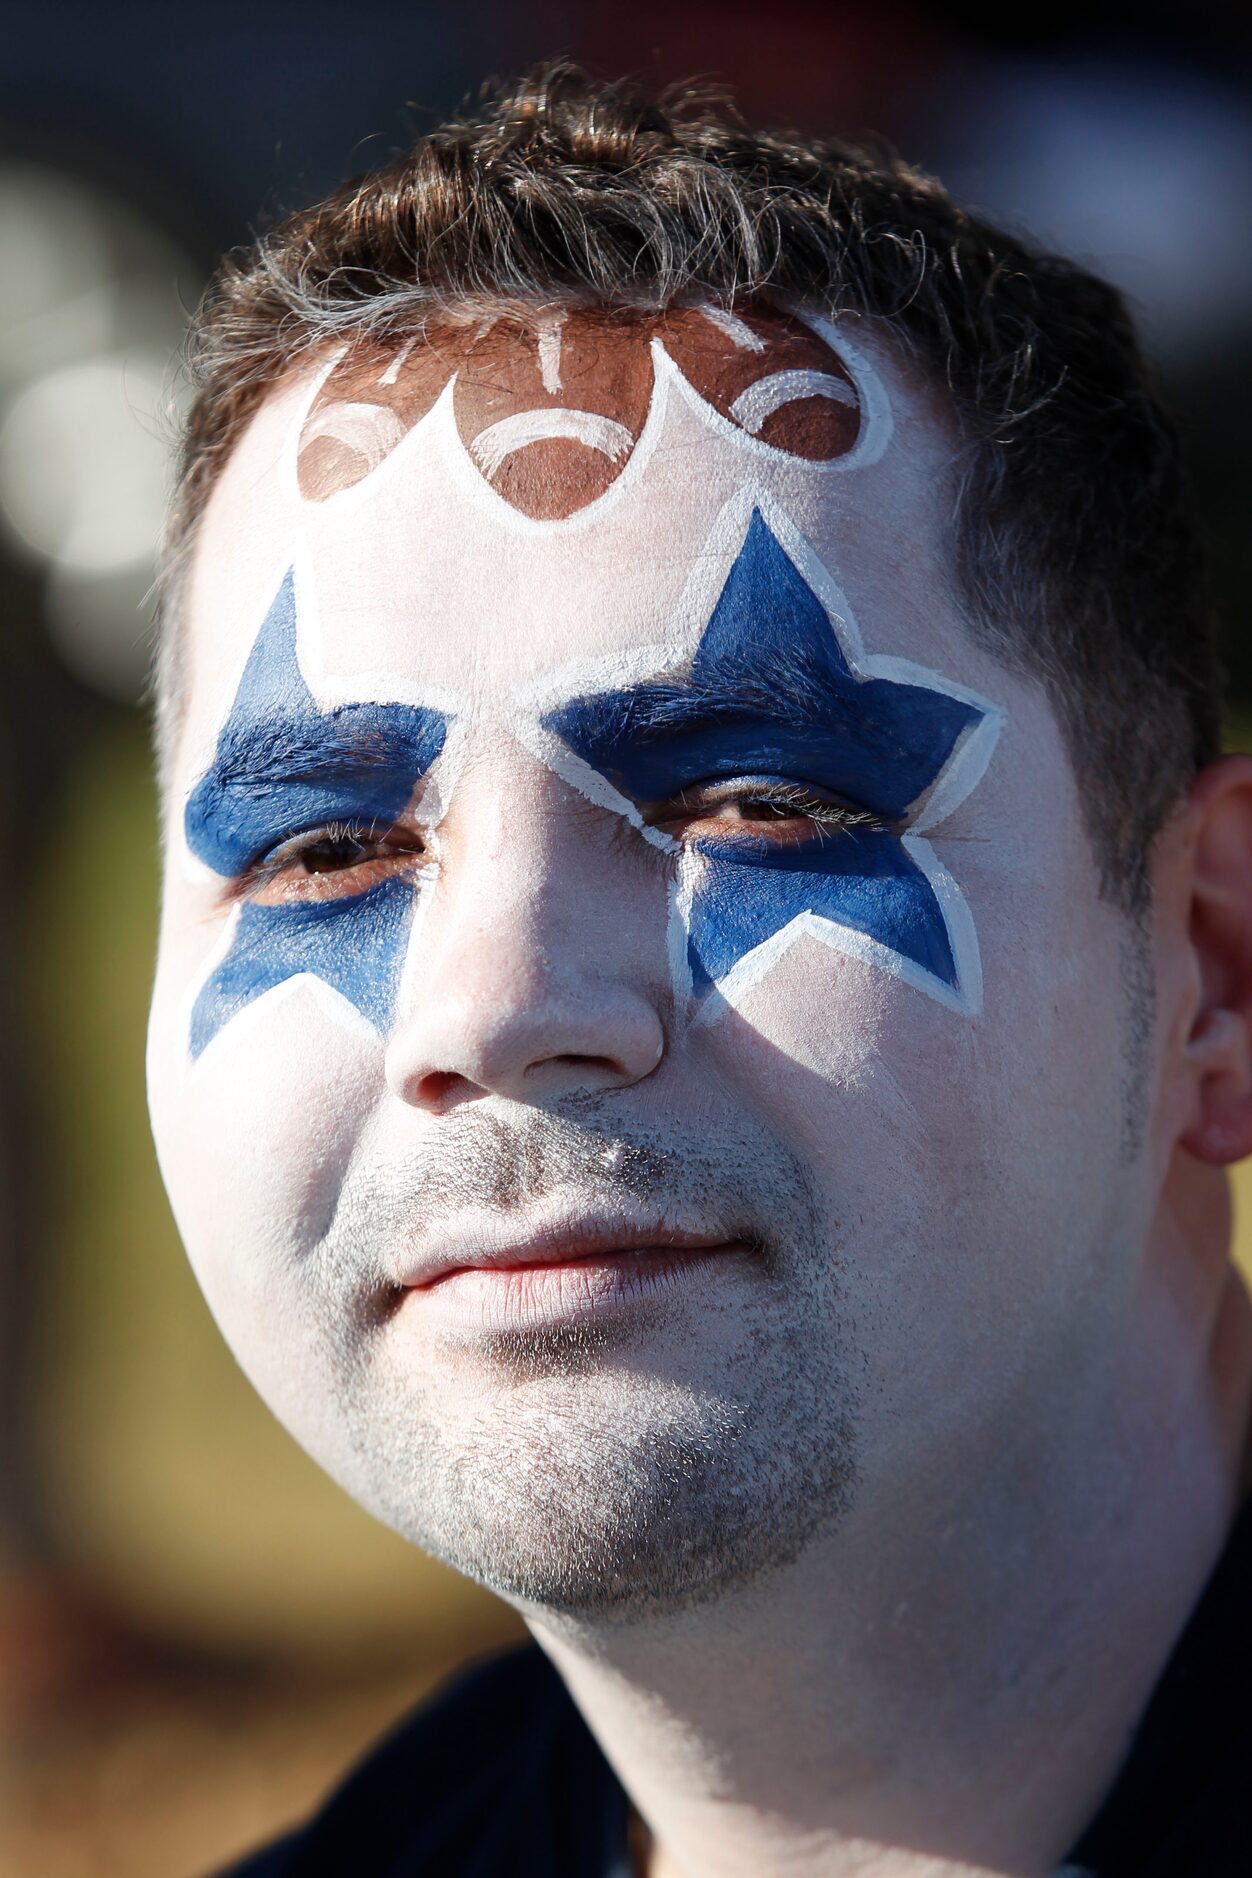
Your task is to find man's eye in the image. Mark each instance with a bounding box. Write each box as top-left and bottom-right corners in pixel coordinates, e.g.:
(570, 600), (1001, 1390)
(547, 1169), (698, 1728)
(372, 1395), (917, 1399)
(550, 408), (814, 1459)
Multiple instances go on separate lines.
(242, 822), (428, 906)
(650, 781), (896, 846)
(297, 832), (377, 873)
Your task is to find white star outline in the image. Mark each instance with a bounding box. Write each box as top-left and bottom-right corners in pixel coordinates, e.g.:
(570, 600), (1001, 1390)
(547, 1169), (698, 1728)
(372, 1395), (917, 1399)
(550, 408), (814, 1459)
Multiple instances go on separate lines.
(512, 483), (1006, 1022)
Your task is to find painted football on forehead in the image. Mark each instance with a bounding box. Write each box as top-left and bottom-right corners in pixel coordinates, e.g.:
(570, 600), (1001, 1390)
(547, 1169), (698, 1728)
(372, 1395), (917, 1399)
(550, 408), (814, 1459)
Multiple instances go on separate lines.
(296, 304), (862, 518)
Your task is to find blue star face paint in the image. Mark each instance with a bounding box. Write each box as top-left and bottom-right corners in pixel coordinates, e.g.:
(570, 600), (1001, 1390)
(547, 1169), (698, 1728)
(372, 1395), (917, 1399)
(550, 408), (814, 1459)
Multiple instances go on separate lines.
(187, 881), (418, 1061)
(183, 569), (449, 1057)
(542, 506), (999, 1010)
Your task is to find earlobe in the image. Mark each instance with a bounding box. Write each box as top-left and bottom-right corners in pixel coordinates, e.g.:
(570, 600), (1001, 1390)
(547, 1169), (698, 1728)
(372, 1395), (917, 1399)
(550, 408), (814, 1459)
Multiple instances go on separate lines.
(1178, 754), (1252, 1168)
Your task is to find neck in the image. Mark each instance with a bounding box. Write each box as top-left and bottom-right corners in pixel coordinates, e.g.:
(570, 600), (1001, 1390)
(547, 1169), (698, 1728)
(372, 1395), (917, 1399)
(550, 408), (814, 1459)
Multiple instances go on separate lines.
(525, 1179), (1252, 1878)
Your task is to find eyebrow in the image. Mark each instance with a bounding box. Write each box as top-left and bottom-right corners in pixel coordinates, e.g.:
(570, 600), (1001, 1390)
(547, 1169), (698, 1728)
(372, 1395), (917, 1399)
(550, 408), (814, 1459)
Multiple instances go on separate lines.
(209, 706), (436, 788)
(185, 699), (447, 877)
(582, 641), (850, 739)
(543, 646), (978, 823)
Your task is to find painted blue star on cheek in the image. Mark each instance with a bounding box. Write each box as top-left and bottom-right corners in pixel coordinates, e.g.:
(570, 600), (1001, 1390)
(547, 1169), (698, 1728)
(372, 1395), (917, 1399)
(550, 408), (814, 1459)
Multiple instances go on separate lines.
(542, 509), (992, 1005)
(184, 570), (449, 1058)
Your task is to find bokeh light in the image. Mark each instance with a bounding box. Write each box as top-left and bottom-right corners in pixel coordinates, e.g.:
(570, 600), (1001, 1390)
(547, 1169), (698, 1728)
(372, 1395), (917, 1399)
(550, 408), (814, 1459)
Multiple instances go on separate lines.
(0, 164), (195, 701)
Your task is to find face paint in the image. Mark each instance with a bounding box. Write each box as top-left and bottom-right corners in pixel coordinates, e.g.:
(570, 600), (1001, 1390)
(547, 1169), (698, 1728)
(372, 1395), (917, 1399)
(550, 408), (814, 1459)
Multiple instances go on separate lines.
(296, 304), (862, 518)
(152, 302), (1142, 1628)
(540, 503), (998, 1009)
(183, 567), (449, 1056)
(176, 309), (993, 1064)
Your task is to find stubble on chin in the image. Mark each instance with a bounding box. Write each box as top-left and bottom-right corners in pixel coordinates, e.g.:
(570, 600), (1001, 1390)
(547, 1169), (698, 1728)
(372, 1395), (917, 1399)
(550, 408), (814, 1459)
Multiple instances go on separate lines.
(301, 1101), (862, 1619)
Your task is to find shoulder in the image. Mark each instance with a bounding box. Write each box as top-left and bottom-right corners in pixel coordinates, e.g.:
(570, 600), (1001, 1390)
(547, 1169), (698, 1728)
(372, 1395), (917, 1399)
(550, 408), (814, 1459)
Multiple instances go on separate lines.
(220, 1644), (622, 1877)
(1068, 1492), (1252, 1874)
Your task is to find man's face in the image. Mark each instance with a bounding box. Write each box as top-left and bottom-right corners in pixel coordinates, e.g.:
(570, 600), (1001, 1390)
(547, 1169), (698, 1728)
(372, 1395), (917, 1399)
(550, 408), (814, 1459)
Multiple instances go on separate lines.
(148, 305), (1145, 1615)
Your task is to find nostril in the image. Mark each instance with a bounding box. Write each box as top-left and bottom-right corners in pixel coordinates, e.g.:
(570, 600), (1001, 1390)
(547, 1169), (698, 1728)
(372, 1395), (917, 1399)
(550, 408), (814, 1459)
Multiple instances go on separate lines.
(403, 1050), (648, 1112)
(386, 992), (668, 1110)
(546, 1052), (622, 1074)
(413, 1069), (481, 1112)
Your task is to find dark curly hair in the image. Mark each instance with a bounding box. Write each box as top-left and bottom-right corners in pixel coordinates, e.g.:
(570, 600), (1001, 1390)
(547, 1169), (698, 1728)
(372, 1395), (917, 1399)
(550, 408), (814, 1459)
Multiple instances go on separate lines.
(158, 60), (1221, 910)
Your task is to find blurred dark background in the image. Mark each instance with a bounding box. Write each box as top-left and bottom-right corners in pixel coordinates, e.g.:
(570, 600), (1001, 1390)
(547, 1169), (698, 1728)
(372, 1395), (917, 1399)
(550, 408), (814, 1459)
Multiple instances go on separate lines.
(1, 5), (1250, 1872)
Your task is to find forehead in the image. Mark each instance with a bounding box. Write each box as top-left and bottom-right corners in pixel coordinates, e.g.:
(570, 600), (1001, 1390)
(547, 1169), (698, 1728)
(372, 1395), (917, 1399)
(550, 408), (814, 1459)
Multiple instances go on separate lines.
(181, 304), (967, 758)
(299, 304), (864, 513)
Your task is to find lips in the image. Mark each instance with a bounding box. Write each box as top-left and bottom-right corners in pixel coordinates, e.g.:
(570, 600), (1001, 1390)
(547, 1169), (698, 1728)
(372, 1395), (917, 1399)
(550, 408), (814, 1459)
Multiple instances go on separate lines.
(401, 1216), (743, 1292)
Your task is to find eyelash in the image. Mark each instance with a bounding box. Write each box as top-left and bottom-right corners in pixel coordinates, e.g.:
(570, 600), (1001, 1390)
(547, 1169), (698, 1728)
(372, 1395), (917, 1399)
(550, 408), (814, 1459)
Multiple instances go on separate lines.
(235, 819), (423, 896)
(654, 779), (897, 839)
(234, 782), (898, 903)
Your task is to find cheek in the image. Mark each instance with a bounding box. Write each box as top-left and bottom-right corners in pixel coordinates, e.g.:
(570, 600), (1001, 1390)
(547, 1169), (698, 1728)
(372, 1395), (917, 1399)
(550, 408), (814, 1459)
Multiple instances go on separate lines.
(705, 868), (1131, 1192)
(148, 933), (393, 1491)
(700, 935), (959, 1218)
(148, 944), (382, 1342)
(696, 887), (1133, 1385)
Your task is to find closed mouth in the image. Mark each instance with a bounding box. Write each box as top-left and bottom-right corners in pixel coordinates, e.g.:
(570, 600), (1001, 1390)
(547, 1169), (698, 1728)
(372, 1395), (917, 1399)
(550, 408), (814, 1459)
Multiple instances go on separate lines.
(412, 1222), (744, 1290)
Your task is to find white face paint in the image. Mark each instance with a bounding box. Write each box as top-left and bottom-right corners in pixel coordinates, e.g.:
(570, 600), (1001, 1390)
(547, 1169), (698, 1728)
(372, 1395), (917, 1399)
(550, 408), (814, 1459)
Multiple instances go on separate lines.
(148, 309), (1143, 1615)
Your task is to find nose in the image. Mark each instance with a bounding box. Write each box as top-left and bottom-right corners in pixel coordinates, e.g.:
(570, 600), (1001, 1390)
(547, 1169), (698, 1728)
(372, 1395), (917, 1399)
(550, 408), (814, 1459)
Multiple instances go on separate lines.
(384, 755), (670, 1112)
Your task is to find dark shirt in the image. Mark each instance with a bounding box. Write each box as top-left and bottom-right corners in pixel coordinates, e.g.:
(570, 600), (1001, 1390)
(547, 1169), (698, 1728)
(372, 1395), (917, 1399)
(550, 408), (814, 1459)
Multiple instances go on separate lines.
(224, 1496), (1252, 1877)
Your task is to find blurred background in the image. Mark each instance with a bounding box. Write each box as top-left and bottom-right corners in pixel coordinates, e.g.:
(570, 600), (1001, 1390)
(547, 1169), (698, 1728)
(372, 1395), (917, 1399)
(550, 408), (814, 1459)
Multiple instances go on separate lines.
(1, 3), (1250, 1872)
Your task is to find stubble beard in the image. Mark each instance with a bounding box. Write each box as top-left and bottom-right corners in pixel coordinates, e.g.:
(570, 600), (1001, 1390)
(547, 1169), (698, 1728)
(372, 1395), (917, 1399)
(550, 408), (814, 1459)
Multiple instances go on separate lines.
(316, 1101), (862, 1620)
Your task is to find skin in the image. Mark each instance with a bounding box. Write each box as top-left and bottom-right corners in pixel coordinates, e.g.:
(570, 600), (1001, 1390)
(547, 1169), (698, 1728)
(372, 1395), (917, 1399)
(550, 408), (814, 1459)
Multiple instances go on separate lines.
(147, 305), (1252, 1876)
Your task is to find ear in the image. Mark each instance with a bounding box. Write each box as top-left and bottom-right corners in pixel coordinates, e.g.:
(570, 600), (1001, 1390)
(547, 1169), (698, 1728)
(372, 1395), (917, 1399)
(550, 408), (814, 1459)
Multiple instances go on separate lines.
(1179, 755), (1252, 1167)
